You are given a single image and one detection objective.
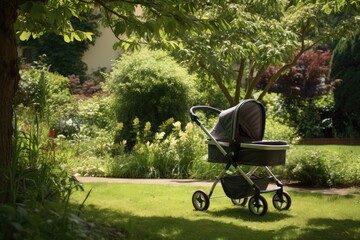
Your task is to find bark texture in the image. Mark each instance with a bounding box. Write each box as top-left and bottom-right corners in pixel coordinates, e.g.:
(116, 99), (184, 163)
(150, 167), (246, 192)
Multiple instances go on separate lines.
(0, 0), (20, 203)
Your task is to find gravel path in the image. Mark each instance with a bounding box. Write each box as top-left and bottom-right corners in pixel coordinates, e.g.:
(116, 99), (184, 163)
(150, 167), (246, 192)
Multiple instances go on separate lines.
(76, 176), (359, 196)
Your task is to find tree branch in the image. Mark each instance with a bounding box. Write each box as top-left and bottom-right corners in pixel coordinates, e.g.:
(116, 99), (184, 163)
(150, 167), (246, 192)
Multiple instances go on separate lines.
(234, 58), (245, 104)
(245, 66), (265, 99)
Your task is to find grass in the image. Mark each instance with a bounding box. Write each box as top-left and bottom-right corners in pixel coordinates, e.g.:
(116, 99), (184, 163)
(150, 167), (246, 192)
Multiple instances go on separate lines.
(294, 144), (360, 155)
(71, 182), (360, 240)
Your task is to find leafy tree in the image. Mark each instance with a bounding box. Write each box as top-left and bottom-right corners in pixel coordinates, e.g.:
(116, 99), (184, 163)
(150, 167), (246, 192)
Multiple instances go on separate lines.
(138, 1), (359, 107)
(331, 29), (360, 137)
(0, 0), (218, 204)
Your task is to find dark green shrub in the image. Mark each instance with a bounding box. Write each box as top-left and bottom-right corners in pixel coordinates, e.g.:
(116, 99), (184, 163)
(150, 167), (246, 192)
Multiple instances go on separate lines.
(107, 48), (197, 149)
(20, 13), (101, 81)
(270, 93), (335, 138)
(331, 30), (360, 137)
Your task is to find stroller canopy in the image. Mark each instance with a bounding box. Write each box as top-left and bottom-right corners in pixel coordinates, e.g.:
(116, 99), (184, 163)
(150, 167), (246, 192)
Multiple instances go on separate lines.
(210, 99), (266, 143)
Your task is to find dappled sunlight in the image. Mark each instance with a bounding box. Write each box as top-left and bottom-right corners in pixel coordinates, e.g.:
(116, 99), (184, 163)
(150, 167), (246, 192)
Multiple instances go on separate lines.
(71, 182), (360, 239)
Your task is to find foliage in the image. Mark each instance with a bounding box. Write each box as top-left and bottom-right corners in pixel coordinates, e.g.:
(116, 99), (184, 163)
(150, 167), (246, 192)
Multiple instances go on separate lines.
(331, 29), (360, 137)
(106, 48), (197, 149)
(148, 1), (360, 106)
(262, 93), (300, 143)
(20, 12), (101, 81)
(15, 63), (86, 139)
(258, 49), (334, 99)
(0, 112), (103, 239)
(268, 91), (336, 138)
(76, 95), (115, 132)
(108, 119), (205, 179)
(0, 202), (107, 240)
(283, 147), (360, 187)
(257, 50), (340, 138)
(16, 63), (72, 123)
(68, 75), (103, 97)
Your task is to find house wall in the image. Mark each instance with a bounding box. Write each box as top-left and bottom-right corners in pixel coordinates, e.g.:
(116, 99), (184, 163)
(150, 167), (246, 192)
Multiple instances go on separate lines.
(82, 25), (122, 73)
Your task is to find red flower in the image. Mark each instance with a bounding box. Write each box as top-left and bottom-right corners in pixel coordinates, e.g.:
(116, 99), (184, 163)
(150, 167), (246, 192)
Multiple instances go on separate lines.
(49, 129), (56, 138)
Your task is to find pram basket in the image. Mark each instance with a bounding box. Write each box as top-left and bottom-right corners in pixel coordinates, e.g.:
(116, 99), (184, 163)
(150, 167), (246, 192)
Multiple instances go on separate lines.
(190, 99), (292, 216)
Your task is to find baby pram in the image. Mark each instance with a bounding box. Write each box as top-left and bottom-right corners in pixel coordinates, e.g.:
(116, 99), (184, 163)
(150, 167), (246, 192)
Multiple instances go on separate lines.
(190, 99), (291, 216)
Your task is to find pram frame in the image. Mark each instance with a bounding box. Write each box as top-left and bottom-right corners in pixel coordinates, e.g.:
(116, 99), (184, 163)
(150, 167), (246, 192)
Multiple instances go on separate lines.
(190, 104), (291, 215)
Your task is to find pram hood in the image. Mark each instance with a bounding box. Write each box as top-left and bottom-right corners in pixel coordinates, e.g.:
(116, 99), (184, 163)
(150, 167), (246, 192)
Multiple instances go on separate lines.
(210, 99), (265, 143)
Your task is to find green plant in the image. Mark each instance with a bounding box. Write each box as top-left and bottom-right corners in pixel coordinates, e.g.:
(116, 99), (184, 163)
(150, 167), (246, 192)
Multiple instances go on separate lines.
(77, 95), (115, 132)
(331, 29), (360, 137)
(106, 48), (197, 150)
(20, 13), (101, 81)
(284, 147), (359, 187)
(0, 111), (102, 239)
(269, 93), (335, 138)
(106, 119), (206, 179)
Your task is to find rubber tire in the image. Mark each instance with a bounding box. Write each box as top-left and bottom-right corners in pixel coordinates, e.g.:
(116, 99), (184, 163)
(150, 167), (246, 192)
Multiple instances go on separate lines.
(192, 190), (210, 211)
(248, 195), (268, 216)
(231, 197), (248, 207)
(272, 191), (291, 211)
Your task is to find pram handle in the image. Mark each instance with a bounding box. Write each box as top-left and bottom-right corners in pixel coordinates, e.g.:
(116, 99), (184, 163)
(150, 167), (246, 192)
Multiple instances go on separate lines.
(190, 106), (221, 124)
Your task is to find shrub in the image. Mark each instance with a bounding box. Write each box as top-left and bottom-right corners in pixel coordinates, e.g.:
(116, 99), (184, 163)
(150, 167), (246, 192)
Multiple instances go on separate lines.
(331, 29), (360, 137)
(77, 95), (116, 132)
(106, 48), (197, 149)
(267, 93), (336, 138)
(20, 13), (101, 81)
(16, 64), (72, 119)
(283, 147), (359, 187)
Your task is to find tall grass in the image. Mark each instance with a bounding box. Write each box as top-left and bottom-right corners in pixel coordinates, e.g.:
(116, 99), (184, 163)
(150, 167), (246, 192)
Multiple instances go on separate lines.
(1, 78), (101, 239)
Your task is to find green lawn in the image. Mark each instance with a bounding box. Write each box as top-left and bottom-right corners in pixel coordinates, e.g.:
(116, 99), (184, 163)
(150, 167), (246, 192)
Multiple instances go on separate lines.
(295, 144), (360, 155)
(72, 182), (360, 240)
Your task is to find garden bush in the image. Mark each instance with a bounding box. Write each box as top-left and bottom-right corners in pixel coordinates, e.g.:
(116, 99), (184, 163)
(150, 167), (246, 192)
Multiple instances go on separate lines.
(16, 64), (72, 120)
(283, 147), (359, 187)
(331, 29), (360, 137)
(266, 93), (335, 138)
(106, 48), (197, 150)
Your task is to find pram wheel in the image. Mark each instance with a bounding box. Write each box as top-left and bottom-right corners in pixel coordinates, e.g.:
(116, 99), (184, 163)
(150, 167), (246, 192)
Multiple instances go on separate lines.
(192, 190), (210, 211)
(231, 197), (248, 206)
(272, 191), (291, 211)
(248, 195), (268, 216)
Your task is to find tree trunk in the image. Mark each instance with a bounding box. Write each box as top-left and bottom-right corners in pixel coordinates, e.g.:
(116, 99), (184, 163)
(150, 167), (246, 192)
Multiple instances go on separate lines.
(0, 0), (20, 204)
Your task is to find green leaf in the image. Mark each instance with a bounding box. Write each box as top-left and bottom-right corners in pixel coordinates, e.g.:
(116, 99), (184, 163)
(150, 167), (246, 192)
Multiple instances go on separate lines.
(63, 34), (71, 43)
(19, 31), (32, 41)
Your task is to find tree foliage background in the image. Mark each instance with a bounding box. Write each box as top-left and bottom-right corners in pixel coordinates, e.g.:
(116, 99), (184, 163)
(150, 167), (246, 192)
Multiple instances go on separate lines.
(331, 29), (360, 137)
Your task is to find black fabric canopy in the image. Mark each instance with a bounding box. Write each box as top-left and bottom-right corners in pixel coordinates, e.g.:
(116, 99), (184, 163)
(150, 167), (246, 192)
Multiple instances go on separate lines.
(210, 99), (266, 143)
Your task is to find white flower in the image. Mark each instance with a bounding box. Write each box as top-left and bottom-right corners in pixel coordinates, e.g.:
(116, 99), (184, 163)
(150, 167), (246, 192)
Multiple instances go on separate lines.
(66, 118), (73, 126)
(155, 132), (166, 140)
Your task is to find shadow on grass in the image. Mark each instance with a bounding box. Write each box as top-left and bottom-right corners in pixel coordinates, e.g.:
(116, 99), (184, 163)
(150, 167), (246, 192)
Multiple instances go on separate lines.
(82, 204), (296, 240)
(208, 207), (292, 222)
(297, 218), (360, 240)
(79, 202), (360, 240)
